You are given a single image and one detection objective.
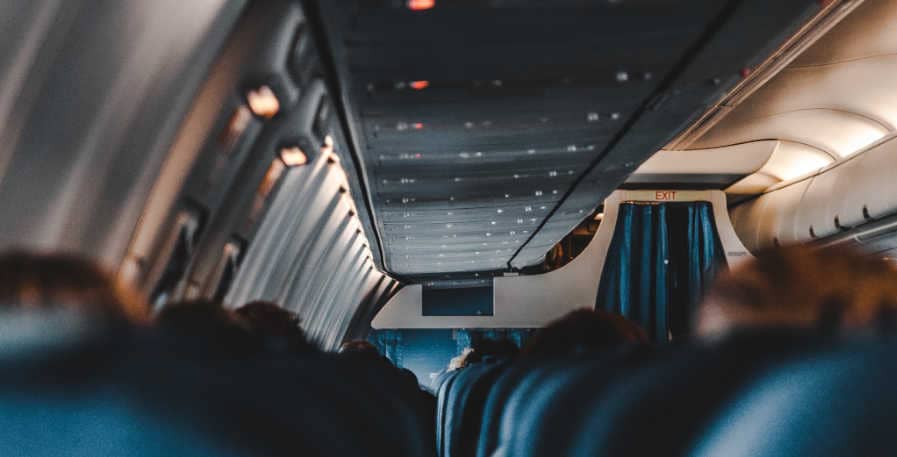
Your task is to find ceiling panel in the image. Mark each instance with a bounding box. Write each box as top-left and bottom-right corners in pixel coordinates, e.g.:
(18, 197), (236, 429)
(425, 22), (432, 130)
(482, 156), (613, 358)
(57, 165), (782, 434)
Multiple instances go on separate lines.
(313, 0), (822, 277)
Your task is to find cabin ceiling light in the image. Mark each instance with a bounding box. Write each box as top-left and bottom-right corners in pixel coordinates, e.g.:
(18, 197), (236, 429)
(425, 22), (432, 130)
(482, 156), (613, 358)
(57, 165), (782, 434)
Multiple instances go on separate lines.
(246, 86), (280, 119)
(407, 0), (435, 11)
(279, 146), (308, 167)
(772, 154), (832, 182)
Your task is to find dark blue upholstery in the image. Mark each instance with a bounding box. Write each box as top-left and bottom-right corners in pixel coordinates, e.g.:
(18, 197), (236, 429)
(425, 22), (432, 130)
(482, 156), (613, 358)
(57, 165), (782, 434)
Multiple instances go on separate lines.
(569, 329), (829, 457)
(491, 361), (571, 457)
(0, 318), (436, 457)
(476, 360), (544, 457)
(511, 346), (652, 457)
(691, 340), (897, 457)
(436, 370), (461, 457)
(443, 360), (509, 457)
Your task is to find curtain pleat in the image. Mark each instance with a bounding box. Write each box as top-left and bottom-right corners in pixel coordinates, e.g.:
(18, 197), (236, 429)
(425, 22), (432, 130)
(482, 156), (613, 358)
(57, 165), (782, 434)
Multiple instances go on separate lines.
(597, 202), (726, 341)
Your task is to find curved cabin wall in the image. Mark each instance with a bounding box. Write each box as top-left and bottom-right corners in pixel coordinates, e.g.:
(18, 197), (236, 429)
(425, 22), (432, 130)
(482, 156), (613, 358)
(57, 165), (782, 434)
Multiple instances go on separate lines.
(730, 134), (897, 251)
(0, 0), (246, 266)
(225, 141), (397, 350)
(0, 0), (395, 349)
(372, 190), (750, 329)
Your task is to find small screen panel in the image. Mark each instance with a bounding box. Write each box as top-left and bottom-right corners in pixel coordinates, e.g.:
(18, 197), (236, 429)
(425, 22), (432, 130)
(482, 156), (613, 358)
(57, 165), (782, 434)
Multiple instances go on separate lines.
(422, 285), (494, 316)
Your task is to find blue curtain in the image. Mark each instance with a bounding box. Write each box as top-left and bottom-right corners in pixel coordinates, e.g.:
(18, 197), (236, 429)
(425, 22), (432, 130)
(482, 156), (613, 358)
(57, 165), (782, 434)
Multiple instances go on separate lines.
(597, 202), (726, 341)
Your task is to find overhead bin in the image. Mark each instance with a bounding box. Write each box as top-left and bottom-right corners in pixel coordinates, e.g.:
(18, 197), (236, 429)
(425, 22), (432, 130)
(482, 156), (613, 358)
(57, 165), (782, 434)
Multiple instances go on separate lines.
(730, 134), (897, 253)
(372, 190), (749, 336)
(123, 0), (314, 300)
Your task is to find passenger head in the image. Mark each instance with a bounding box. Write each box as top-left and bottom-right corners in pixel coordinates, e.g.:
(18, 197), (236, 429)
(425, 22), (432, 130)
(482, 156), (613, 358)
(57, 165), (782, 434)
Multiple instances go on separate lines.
(463, 336), (519, 365)
(697, 245), (897, 337)
(155, 300), (260, 356)
(520, 309), (648, 359)
(235, 301), (316, 354)
(0, 250), (146, 322)
(448, 347), (474, 371)
(338, 339), (383, 362)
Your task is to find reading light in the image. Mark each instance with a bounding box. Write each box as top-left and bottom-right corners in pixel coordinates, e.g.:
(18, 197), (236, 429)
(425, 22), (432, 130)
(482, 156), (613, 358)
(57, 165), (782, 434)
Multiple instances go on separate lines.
(407, 0), (435, 11)
(246, 85), (280, 119)
(279, 146), (308, 167)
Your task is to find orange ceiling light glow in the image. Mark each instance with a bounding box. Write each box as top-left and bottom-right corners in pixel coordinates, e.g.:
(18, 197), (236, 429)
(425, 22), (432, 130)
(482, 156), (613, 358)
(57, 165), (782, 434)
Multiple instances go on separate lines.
(407, 0), (435, 11)
(246, 85), (280, 119)
(279, 146), (309, 167)
(410, 80), (430, 90)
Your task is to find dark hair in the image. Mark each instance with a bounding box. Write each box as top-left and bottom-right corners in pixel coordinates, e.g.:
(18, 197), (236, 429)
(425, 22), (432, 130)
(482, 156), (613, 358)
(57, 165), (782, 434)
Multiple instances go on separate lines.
(520, 309), (648, 359)
(338, 339), (382, 361)
(235, 301), (316, 354)
(698, 245), (897, 335)
(155, 300), (260, 356)
(463, 336), (519, 365)
(0, 250), (146, 322)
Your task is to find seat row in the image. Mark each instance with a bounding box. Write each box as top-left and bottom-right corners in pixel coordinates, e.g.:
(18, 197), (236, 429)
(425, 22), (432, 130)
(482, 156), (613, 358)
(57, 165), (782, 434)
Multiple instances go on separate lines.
(436, 329), (897, 457)
(0, 312), (435, 457)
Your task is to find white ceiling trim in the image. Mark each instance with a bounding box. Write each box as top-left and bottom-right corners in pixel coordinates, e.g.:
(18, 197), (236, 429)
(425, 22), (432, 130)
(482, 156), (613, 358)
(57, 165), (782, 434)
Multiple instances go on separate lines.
(693, 108), (888, 160)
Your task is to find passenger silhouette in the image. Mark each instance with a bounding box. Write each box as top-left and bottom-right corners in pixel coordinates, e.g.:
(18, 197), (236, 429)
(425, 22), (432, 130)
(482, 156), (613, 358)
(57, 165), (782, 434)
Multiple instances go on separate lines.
(338, 339), (384, 361)
(155, 300), (261, 357)
(235, 301), (317, 355)
(520, 308), (648, 359)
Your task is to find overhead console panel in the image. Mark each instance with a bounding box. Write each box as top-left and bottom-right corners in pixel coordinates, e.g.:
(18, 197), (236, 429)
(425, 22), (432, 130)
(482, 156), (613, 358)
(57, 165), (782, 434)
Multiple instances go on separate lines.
(372, 190), (749, 330)
(511, 0), (824, 268)
(311, 0), (823, 276)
